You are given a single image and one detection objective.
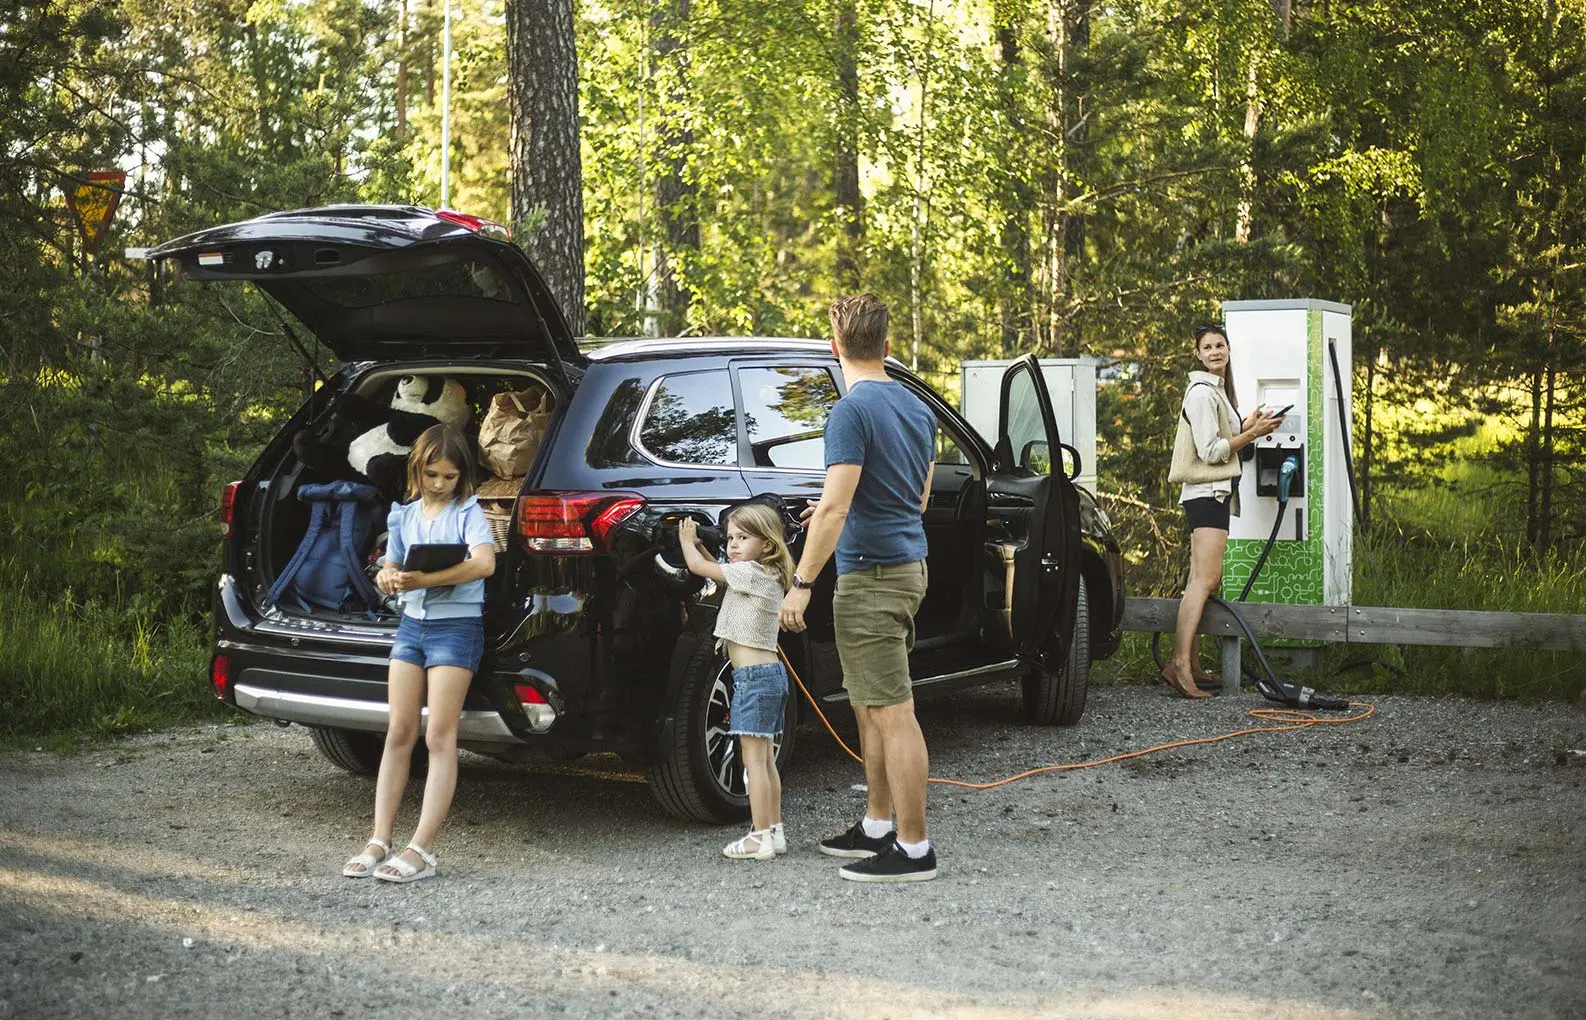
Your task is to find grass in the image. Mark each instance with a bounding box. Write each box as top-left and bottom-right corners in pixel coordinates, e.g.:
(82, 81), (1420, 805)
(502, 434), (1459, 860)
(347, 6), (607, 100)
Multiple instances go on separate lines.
(1341, 525), (1586, 702)
(0, 563), (223, 746)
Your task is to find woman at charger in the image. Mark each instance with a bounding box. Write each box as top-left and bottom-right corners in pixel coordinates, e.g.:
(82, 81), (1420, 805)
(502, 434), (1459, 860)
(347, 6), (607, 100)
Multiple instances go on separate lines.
(1162, 324), (1282, 699)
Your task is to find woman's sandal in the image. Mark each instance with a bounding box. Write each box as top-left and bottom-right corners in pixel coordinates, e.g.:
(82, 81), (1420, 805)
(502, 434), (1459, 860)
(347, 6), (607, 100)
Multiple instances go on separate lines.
(342, 838), (391, 878)
(723, 828), (776, 861)
(373, 843), (439, 884)
(1159, 668), (1211, 700)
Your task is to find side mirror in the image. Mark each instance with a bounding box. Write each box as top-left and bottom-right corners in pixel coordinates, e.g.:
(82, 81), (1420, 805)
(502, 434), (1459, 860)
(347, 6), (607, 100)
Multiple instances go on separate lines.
(1060, 442), (1082, 481)
(1019, 439), (1051, 475)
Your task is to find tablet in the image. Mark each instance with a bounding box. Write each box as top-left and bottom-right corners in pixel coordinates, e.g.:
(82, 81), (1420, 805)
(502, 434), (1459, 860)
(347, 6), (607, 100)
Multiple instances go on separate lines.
(402, 543), (468, 573)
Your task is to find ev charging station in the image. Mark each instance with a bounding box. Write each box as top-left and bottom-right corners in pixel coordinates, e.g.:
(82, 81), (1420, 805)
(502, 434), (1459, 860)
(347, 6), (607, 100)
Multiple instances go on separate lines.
(1221, 299), (1354, 608)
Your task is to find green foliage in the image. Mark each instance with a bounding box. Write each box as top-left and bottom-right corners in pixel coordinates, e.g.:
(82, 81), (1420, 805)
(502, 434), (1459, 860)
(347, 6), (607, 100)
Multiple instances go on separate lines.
(1344, 526), (1586, 702)
(0, 558), (217, 740)
(2, 0), (1584, 732)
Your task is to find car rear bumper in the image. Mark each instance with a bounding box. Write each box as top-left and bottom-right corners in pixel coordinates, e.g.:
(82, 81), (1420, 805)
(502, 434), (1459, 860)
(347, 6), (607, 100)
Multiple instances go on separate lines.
(232, 682), (523, 752)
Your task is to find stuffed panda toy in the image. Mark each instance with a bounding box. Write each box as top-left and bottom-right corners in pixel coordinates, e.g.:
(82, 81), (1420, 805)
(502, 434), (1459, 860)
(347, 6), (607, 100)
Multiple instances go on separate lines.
(346, 375), (472, 498)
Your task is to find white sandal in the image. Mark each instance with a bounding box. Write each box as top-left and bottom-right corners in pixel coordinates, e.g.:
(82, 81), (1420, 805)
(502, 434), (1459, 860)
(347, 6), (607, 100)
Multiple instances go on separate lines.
(723, 828), (776, 861)
(373, 843), (439, 884)
(342, 838), (391, 878)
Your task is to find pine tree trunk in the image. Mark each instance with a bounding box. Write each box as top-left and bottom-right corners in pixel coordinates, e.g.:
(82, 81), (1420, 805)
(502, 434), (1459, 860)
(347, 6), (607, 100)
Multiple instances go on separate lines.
(425, 0), (436, 107)
(1236, 2), (1289, 244)
(1041, 0), (1088, 357)
(506, 0), (586, 337)
(1059, 3), (1088, 358)
(1361, 343), (1375, 534)
(504, 0), (586, 337)
(1540, 363), (1556, 549)
(1526, 366), (1543, 546)
(652, 0), (698, 337)
(1235, 57), (1260, 244)
(997, 21), (1031, 359)
(834, 0), (862, 291)
(396, 0), (408, 136)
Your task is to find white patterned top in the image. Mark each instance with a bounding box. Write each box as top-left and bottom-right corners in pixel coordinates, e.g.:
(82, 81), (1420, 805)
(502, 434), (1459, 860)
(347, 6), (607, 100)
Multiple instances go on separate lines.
(713, 561), (785, 652)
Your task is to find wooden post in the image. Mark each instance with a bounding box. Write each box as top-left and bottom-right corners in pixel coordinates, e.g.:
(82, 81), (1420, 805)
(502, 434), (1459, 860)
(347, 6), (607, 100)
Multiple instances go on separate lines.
(1221, 636), (1241, 695)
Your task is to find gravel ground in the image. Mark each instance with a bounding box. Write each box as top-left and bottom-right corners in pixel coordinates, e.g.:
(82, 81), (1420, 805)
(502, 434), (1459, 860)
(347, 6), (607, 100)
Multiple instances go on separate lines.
(2, 682), (1584, 1020)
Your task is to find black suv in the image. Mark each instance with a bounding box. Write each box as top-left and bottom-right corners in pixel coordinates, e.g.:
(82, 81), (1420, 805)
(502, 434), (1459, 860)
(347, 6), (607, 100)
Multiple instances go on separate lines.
(153, 206), (1125, 823)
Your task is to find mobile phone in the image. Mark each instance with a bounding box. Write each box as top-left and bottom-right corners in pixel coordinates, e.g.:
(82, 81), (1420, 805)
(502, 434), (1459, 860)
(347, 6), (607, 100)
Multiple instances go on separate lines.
(1268, 403), (1294, 419)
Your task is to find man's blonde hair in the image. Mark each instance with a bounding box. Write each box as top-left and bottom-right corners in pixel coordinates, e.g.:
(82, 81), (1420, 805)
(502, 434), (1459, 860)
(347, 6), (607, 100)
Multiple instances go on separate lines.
(829, 293), (890, 361)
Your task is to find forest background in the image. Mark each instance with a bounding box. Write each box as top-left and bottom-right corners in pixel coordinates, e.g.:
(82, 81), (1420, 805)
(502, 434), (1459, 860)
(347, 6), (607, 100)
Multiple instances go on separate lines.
(2, 0), (1584, 739)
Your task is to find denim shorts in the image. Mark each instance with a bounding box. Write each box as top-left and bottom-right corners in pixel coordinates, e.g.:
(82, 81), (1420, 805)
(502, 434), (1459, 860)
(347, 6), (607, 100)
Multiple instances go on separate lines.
(728, 661), (788, 738)
(390, 614), (485, 673)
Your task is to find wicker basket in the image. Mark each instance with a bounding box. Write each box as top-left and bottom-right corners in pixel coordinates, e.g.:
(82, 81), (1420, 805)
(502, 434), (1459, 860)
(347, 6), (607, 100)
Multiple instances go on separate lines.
(476, 474), (522, 551)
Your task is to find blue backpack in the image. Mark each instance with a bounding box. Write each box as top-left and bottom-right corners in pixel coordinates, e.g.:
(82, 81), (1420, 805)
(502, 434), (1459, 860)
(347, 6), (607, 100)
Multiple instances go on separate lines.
(266, 481), (387, 614)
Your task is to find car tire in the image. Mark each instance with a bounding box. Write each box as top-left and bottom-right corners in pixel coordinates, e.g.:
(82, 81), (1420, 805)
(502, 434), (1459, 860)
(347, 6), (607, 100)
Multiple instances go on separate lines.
(308, 725), (427, 777)
(1022, 574), (1090, 726)
(649, 640), (797, 823)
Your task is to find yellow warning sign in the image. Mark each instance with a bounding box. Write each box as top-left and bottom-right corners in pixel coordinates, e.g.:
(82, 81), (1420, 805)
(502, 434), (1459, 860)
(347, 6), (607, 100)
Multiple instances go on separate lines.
(65, 171), (126, 253)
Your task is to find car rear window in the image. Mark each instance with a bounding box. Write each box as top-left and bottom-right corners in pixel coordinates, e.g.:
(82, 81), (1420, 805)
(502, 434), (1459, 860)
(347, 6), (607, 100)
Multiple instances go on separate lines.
(638, 370), (738, 466)
(298, 259), (516, 309)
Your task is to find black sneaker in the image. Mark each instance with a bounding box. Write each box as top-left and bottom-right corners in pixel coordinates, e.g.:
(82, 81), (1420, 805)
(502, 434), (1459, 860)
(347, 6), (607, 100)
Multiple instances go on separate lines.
(839, 842), (938, 883)
(817, 821), (896, 859)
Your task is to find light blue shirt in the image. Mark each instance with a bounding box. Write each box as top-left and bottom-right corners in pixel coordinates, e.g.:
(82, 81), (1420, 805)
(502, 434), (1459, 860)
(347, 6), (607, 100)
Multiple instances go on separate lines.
(384, 495), (495, 619)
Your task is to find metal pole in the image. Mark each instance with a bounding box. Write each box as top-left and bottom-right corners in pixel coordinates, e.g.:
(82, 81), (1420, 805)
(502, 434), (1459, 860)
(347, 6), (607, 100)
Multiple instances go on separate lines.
(440, 0), (452, 209)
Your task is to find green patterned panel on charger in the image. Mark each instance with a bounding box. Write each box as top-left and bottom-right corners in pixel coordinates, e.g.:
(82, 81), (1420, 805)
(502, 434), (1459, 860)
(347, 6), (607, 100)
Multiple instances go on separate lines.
(1222, 306), (1326, 606)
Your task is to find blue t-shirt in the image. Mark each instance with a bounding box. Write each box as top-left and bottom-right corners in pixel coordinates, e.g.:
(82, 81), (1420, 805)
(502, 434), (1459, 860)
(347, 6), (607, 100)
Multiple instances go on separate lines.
(384, 495), (495, 619)
(824, 380), (935, 575)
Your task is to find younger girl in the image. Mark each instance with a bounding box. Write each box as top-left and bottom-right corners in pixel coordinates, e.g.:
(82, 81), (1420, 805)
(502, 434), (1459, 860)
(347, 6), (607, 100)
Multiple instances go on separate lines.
(341, 424), (496, 883)
(679, 503), (794, 861)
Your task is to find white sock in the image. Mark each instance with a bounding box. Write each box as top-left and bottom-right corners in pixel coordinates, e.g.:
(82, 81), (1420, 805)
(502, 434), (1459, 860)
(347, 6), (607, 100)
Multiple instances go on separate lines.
(860, 816), (892, 839)
(896, 837), (931, 859)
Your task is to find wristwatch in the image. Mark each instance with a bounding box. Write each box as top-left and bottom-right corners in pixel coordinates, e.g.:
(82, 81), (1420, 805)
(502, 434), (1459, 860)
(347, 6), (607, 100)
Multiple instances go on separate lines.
(791, 573), (813, 590)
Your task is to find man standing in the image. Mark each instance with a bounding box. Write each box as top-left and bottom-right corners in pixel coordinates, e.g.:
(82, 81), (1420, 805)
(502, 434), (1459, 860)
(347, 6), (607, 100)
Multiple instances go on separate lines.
(779, 293), (938, 883)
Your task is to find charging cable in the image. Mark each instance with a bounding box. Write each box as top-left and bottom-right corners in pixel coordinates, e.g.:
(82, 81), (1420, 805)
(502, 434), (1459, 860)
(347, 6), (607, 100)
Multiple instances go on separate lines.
(778, 648), (1371, 791)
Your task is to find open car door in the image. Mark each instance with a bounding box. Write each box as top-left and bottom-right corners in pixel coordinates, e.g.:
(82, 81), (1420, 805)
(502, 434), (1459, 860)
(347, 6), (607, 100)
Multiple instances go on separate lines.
(982, 356), (1083, 665)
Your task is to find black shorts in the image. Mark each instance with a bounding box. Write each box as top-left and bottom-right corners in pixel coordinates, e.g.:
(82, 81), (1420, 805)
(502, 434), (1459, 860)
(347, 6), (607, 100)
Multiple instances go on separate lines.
(1182, 496), (1231, 532)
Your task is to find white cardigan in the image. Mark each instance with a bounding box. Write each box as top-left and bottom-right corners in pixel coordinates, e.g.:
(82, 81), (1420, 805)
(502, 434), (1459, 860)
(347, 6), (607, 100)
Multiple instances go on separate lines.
(1177, 370), (1242, 506)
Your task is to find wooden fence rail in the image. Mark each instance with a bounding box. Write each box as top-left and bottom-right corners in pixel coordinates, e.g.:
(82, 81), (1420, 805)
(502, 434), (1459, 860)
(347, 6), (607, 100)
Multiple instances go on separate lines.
(1121, 597), (1586, 693)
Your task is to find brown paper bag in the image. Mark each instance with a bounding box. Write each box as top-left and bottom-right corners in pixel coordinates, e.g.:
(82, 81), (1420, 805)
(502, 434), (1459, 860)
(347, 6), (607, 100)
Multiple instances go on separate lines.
(478, 387), (550, 478)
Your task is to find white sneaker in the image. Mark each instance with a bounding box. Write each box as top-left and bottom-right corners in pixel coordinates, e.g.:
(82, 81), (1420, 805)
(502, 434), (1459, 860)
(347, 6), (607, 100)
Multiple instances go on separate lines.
(770, 822), (787, 855)
(723, 828), (775, 860)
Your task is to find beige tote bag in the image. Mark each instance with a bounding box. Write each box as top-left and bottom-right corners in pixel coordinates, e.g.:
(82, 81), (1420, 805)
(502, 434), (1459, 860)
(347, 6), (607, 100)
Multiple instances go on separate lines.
(1167, 386), (1243, 485)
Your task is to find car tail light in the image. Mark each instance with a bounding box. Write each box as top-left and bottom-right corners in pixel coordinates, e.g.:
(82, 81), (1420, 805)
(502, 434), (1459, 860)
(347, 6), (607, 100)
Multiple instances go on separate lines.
(513, 682), (557, 732)
(210, 654), (231, 700)
(515, 492), (644, 554)
(220, 481), (241, 538)
(435, 209), (510, 241)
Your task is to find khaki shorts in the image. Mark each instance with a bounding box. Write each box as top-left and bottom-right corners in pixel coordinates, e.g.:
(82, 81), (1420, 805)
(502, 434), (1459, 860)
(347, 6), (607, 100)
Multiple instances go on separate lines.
(833, 560), (928, 707)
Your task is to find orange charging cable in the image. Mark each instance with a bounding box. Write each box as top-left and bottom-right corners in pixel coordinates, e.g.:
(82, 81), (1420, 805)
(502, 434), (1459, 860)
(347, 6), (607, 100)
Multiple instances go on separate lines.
(777, 649), (1373, 791)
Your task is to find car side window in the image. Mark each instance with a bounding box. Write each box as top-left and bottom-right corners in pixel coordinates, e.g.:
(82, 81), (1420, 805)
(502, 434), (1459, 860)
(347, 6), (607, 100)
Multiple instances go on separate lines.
(637, 370), (738, 466)
(1004, 368), (1051, 476)
(738, 365), (842, 470)
(935, 425), (969, 466)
